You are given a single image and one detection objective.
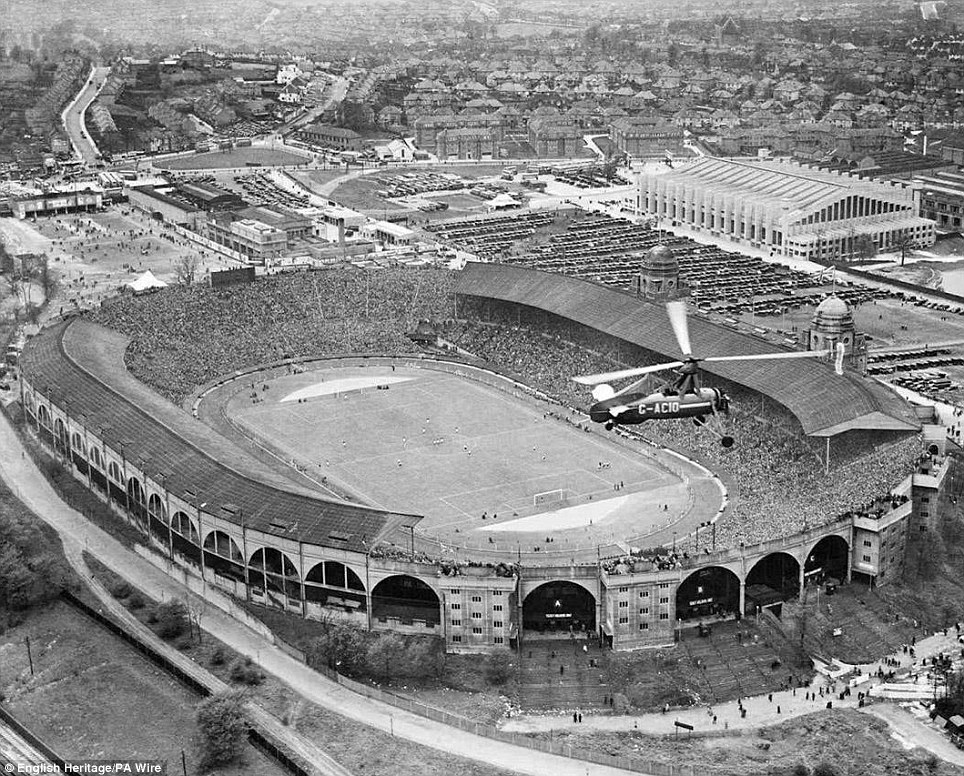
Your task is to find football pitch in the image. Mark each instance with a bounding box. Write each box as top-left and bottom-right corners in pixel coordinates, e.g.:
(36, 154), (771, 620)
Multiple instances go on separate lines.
(225, 363), (717, 553)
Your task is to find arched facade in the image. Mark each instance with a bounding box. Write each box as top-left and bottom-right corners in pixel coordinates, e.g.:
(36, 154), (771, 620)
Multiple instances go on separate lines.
(17, 316), (927, 655)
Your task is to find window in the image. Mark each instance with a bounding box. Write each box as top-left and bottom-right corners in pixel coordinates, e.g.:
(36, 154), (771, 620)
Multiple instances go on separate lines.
(450, 589), (460, 595)
(639, 623), (649, 631)
(659, 613), (669, 620)
(472, 612), (482, 619)
(451, 603), (461, 610)
(451, 635), (462, 643)
(472, 627), (482, 635)
(862, 555), (872, 562)
(618, 601), (628, 608)
(639, 608), (649, 615)
(493, 604), (503, 612)
(639, 591), (649, 598)
(659, 597), (669, 604)
(471, 595), (482, 602)
(493, 590), (502, 596)
(451, 619), (461, 626)
(494, 620), (503, 628)
(619, 616), (628, 624)
(921, 496), (930, 504)
(494, 636), (503, 644)
(619, 587), (628, 593)
(863, 540), (872, 548)
(658, 583), (669, 589)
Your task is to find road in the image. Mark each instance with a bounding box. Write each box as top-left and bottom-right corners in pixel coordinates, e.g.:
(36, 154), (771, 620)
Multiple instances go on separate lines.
(278, 75), (349, 137)
(61, 65), (111, 165)
(0, 410), (642, 776)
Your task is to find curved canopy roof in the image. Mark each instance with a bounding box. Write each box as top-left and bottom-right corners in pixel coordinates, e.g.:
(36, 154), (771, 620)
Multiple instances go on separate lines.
(21, 318), (412, 550)
(455, 263), (919, 438)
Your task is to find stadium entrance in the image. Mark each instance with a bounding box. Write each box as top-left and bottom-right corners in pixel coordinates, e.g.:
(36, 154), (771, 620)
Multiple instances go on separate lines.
(371, 575), (441, 626)
(523, 581), (596, 635)
(676, 566), (740, 622)
(803, 535), (850, 587)
(745, 552), (801, 617)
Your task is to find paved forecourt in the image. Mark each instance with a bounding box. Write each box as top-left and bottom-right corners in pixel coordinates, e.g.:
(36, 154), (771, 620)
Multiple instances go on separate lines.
(220, 360), (720, 560)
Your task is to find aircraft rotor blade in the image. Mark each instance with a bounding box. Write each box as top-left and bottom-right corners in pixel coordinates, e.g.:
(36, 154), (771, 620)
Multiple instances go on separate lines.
(573, 361), (685, 386)
(703, 349), (831, 364)
(666, 300), (692, 357)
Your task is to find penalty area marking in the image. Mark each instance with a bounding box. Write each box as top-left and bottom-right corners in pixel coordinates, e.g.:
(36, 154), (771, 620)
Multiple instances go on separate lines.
(475, 496), (631, 532)
(281, 374), (413, 403)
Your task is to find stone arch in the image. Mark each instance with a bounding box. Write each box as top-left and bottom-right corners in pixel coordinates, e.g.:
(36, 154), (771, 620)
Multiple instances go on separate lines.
(170, 511), (201, 565)
(108, 460), (122, 483)
(71, 432), (85, 454)
(23, 393), (35, 416)
(304, 560), (366, 608)
(523, 580), (596, 633)
(147, 493), (168, 542)
(107, 461), (125, 506)
(248, 547), (301, 601)
(88, 446), (107, 493)
(371, 574), (440, 625)
(804, 534), (850, 586)
(203, 530), (245, 580)
(126, 476), (148, 527)
(676, 565), (740, 622)
(53, 417), (68, 452)
(37, 404), (51, 428)
(745, 552), (801, 616)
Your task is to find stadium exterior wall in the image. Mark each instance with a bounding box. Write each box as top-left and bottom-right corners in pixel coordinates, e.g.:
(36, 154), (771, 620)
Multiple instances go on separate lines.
(18, 327), (940, 654)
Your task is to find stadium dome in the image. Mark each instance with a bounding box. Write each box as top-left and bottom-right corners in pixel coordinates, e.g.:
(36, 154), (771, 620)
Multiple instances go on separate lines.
(811, 295), (854, 335)
(641, 244), (678, 274)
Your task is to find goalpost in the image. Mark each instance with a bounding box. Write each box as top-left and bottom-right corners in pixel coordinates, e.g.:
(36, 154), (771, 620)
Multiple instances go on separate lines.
(533, 488), (568, 508)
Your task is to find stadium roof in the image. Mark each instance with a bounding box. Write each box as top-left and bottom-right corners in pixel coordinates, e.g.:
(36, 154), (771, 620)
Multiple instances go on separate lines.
(21, 319), (413, 550)
(455, 263), (920, 438)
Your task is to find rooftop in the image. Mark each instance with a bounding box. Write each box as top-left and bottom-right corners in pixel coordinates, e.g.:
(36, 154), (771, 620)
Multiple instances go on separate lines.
(455, 263), (920, 438)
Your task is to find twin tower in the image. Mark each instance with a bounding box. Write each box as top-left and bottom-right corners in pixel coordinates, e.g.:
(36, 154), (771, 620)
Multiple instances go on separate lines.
(631, 243), (865, 372)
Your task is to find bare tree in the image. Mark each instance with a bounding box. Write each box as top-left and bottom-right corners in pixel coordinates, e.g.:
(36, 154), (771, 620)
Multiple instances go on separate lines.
(174, 255), (200, 285)
(893, 231), (914, 266)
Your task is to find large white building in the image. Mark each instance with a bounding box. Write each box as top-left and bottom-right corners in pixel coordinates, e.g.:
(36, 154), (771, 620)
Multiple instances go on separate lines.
(628, 158), (936, 262)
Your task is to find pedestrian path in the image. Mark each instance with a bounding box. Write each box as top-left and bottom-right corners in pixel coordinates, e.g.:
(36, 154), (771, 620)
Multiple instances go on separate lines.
(0, 411), (643, 776)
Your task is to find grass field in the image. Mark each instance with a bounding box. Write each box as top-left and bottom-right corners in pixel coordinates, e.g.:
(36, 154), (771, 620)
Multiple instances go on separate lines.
(2, 601), (285, 776)
(223, 363), (708, 555)
(160, 146), (308, 170)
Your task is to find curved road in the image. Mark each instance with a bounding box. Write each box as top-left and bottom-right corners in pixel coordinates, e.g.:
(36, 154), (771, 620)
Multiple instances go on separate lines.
(0, 410), (641, 776)
(62, 65), (111, 164)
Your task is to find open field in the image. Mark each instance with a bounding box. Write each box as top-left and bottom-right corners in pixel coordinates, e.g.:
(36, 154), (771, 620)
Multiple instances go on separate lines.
(1, 601), (285, 776)
(221, 362), (713, 555)
(1, 209), (233, 318)
(159, 146), (309, 170)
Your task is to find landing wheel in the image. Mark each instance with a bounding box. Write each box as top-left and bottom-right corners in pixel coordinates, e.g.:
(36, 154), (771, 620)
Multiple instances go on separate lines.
(721, 435), (735, 448)
(693, 416), (706, 427)
(605, 422), (614, 431)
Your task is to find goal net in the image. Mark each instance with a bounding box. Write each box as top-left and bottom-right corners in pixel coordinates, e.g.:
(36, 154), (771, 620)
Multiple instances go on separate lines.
(533, 488), (568, 508)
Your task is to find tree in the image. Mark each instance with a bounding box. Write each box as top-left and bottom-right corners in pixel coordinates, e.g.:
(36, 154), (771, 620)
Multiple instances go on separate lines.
(174, 255), (200, 286)
(893, 231), (914, 266)
(195, 691), (248, 771)
(155, 599), (190, 639)
(310, 618), (369, 675)
(366, 632), (405, 681)
(853, 234), (877, 260)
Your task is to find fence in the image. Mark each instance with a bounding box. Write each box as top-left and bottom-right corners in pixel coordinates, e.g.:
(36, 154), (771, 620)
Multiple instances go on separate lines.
(60, 591), (320, 776)
(273, 635), (695, 776)
(0, 705), (67, 771)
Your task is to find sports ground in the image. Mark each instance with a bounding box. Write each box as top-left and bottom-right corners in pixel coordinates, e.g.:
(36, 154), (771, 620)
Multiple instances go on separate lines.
(221, 362), (723, 558)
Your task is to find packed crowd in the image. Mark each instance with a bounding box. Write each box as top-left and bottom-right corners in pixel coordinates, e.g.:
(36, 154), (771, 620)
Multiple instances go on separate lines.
(368, 543), (517, 578)
(89, 266), (458, 404)
(89, 268), (920, 556)
(449, 312), (920, 552)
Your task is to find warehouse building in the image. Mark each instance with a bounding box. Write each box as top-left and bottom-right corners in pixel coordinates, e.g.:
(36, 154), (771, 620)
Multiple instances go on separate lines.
(630, 158), (935, 261)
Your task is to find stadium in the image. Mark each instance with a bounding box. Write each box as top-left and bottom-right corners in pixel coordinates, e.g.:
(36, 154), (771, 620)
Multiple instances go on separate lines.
(17, 252), (947, 655)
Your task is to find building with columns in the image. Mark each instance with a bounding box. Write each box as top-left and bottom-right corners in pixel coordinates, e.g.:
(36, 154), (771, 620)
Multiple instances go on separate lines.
(629, 158), (936, 262)
(804, 295), (868, 374)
